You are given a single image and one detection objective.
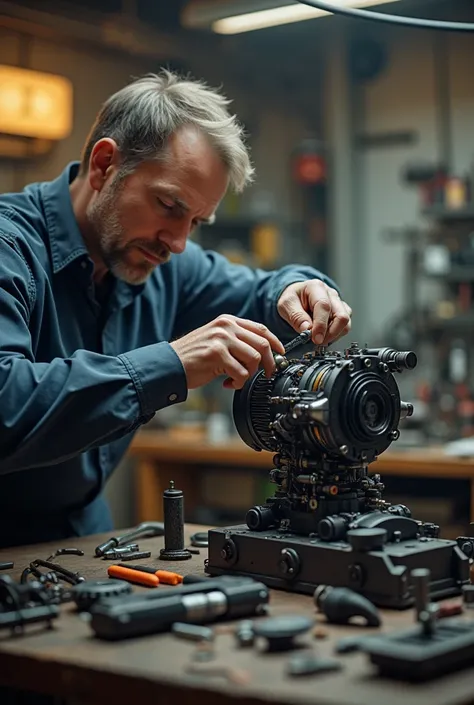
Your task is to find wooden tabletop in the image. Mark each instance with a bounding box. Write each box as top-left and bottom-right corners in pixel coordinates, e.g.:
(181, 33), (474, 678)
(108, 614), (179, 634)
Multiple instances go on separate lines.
(0, 526), (474, 705)
(129, 430), (474, 478)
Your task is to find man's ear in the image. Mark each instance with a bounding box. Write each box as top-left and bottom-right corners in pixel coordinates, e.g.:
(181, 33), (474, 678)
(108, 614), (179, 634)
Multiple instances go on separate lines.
(88, 138), (120, 192)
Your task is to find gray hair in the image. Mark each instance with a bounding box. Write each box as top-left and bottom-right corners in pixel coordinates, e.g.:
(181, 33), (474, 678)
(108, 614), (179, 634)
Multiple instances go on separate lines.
(80, 70), (254, 193)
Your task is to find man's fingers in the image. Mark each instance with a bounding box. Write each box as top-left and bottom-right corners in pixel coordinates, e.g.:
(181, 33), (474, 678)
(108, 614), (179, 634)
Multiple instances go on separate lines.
(234, 329), (277, 377)
(308, 284), (333, 344)
(220, 347), (253, 390)
(223, 336), (275, 389)
(235, 317), (285, 355)
(276, 284), (313, 335)
(325, 319), (352, 345)
(324, 293), (352, 343)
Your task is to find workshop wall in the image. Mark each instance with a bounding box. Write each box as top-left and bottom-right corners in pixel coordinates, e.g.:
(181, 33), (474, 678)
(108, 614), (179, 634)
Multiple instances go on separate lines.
(0, 34), (154, 191)
(353, 30), (474, 343)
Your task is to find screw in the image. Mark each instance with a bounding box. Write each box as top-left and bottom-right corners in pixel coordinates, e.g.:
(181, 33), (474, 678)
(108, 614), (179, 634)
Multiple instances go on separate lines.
(348, 564), (363, 586)
(235, 620), (255, 647)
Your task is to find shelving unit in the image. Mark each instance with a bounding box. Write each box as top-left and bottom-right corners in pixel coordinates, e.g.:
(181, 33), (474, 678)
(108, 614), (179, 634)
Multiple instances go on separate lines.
(385, 204), (474, 443)
(422, 205), (474, 222)
(416, 206), (474, 441)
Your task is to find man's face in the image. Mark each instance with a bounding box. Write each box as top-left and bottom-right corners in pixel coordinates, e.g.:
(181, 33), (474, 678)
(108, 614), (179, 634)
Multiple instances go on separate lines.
(86, 126), (229, 285)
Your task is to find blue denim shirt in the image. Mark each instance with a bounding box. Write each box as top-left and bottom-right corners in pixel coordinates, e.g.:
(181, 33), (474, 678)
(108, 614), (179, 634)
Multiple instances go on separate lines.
(0, 162), (337, 546)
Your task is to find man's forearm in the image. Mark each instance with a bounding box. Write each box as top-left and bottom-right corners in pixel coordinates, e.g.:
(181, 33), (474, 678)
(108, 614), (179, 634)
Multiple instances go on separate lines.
(0, 343), (186, 474)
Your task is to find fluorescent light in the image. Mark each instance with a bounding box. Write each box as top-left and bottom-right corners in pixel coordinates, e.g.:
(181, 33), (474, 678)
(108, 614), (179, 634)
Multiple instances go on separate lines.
(212, 0), (400, 34)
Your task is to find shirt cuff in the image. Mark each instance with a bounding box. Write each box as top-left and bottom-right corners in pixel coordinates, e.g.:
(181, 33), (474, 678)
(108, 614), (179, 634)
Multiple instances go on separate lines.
(118, 342), (188, 417)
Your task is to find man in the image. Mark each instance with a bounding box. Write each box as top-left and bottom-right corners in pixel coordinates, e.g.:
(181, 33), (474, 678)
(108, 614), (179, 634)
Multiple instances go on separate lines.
(0, 70), (351, 548)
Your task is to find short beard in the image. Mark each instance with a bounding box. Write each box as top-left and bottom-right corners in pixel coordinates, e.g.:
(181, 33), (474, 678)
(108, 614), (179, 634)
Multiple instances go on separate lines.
(86, 175), (169, 285)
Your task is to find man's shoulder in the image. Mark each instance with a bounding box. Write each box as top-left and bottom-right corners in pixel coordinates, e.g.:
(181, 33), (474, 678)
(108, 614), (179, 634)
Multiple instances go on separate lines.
(0, 183), (49, 262)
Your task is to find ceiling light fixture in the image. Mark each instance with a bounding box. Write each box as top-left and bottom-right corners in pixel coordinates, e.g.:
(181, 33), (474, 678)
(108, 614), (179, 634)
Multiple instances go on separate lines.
(211, 0), (400, 34)
(0, 65), (72, 140)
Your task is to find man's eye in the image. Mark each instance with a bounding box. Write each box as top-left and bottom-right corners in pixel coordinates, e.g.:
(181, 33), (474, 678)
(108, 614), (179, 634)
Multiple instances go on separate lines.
(157, 198), (173, 211)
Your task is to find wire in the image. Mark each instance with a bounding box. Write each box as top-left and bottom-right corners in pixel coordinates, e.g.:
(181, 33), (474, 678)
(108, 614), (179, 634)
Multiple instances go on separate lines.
(295, 0), (474, 32)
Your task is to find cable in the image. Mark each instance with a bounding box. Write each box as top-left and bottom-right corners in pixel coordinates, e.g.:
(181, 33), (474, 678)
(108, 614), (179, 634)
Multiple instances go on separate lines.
(295, 0), (474, 32)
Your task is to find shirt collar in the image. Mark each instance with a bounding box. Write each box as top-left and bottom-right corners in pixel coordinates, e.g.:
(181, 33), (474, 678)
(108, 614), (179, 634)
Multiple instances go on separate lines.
(41, 161), (89, 274)
(40, 161), (146, 304)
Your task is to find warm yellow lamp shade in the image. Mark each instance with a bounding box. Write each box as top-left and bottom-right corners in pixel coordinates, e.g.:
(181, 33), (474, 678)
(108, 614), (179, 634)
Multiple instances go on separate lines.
(0, 66), (73, 140)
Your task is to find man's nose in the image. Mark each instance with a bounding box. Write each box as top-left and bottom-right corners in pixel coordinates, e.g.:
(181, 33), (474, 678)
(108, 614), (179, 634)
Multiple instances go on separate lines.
(159, 222), (189, 254)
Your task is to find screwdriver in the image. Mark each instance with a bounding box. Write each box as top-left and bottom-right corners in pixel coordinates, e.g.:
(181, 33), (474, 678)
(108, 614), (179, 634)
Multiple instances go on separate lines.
(107, 565), (159, 587)
(274, 329), (313, 371)
(117, 564), (183, 585)
(284, 328), (312, 354)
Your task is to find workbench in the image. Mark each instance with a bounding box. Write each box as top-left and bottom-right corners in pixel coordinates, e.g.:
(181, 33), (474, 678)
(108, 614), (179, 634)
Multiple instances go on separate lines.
(129, 429), (474, 525)
(0, 526), (474, 705)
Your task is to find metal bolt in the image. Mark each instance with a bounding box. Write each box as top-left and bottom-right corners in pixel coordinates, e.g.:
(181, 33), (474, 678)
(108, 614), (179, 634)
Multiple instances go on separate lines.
(348, 563), (364, 587)
(274, 354), (289, 370)
(411, 568), (431, 621)
(339, 445), (349, 455)
(172, 623), (214, 642)
(364, 358), (372, 368)
(390, 429), (400, 441)
(235, 620), (255, 647)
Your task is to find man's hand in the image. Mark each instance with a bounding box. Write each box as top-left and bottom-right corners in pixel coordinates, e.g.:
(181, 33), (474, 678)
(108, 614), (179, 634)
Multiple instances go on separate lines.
(277, 280), (352, 345)
(170, 314), (285, 390)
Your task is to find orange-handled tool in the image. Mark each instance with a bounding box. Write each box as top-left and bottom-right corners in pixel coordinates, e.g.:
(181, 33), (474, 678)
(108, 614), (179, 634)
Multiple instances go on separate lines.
(107, 565), (159, 587)
(155, 570), (183, 585)
(117, 564), (183, 585)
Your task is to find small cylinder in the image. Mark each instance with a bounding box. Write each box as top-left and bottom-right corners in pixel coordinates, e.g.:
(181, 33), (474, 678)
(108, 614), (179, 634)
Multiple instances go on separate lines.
(159, 481), (192, 561)
(171, 622), (214, 642)
(164, 481), (185, 551)
(411, 568), (430, 617)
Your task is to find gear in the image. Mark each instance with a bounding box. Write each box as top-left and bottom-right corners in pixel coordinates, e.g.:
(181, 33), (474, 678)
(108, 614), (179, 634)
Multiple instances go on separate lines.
(72, 579), (132, 611)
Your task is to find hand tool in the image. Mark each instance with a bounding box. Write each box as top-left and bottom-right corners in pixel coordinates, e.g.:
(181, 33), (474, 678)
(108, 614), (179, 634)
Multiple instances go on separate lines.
(107, 565), (159, 587)
(117, 564), (183, 584)
(89, 575), (269, 640)
(94, 521), (164, 557)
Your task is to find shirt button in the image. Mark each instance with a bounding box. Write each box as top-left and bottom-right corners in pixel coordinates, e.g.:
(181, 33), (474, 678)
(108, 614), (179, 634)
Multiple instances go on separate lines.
(168, 393), (178, 403)
(81, 261), (87, 269)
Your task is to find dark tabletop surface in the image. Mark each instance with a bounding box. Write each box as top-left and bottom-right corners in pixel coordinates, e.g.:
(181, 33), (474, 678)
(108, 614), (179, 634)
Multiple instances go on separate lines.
(0, 525), (473, 705)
